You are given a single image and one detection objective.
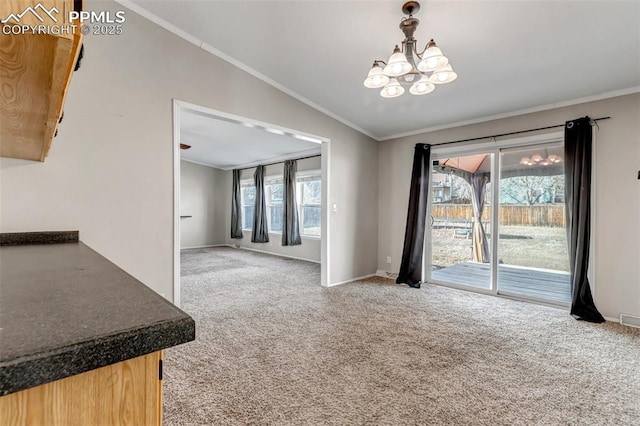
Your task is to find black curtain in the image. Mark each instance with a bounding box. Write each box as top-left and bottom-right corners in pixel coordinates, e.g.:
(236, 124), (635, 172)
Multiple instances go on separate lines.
(230, 169), (243, 239)
(252, 165), (270, 243)
(564, 116), (605, 323)
(282, 160), (302, 246)
(396, 144), (431, 288)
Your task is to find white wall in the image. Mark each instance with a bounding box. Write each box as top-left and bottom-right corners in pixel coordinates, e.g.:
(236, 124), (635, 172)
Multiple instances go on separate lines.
(230, 156), (321, 263)
(180, 160), (227, 249)
(378, 93), (640, 319)
(0, 0), (378, 299)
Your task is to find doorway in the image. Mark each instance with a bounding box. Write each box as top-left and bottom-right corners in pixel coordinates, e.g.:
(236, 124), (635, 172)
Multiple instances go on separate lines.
(427, 137), (571, 306)
(172, 100), (331, 307)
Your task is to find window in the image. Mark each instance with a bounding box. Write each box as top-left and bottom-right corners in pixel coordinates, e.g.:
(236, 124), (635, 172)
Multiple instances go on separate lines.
(266, 181), (283, 233)
(297, 174), (321, 237)
(240, 171), (321, 238)
(241, 184), (255, 230)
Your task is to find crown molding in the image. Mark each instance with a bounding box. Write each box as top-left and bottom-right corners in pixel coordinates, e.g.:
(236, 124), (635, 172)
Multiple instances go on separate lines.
(223, 147), (321, 171)
(379, 86), (640, 141)
(180, 147), (321, 172)
(114, 0), (377, 141)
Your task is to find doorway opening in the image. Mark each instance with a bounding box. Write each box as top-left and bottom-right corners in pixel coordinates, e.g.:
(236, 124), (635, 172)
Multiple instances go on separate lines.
(172, 100), (331, 307)
(427, 136), (571, 306)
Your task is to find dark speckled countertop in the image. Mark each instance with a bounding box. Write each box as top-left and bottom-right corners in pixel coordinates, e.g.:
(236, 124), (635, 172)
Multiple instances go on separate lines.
(0, 234), (195, 396)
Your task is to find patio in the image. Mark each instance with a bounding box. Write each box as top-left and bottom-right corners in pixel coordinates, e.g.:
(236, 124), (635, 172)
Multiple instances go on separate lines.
(430, 261), (571, 304)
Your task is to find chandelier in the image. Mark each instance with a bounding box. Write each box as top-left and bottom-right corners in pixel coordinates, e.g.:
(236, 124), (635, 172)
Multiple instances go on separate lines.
(520, 153), (563, 166)
(363, 1), (457, 98)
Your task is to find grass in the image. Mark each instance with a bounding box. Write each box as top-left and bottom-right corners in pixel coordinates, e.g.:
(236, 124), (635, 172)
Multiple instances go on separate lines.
(431, 225), (570, 272)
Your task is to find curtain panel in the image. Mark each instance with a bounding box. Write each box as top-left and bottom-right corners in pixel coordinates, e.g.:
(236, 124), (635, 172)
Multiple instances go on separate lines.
(468, 174), (490, 263)
(396, 143), (431, 288)
(251, 165), (270, 243)
(282, 160), (302, 246)
(564, 116), (605, 323)
(230, 169), (243, 239)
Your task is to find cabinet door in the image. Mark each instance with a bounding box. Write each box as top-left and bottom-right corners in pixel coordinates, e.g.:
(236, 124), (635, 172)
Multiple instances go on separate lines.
(0, 351), (163, 426)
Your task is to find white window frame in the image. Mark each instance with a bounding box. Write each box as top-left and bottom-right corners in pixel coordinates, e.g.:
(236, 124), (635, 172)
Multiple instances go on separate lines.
(265, 177), (284, 235)
(240, 171), (322, 238)
(240, 180), (255, 231)
(296, 170), (322, 239)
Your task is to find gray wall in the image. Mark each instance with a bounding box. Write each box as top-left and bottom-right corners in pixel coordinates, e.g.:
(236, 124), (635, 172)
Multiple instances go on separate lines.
(378, 93), (640, 319)
(230, 156), (322, 262)
(0, 0), (378, 299)
(180, 160), (227, 249)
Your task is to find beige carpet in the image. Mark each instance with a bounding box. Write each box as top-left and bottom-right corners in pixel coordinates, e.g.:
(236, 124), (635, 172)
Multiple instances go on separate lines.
(165, 247), (640, 425)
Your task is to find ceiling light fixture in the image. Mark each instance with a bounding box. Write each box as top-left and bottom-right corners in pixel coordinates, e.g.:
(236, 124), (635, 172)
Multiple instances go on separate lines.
(293, 134), (323, 144)
(520, 153), (563, 166)
(364, 1), (456, 98)
(265, 128), (286, 135)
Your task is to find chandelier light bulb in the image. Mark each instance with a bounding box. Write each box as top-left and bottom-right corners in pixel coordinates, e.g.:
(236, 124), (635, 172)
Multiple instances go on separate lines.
(363, 63), (390, 88)
(429, 64), (457, 84)
(417, 40), (449, 72)
(520, 157), (531, 165)
(531, 154), (543, 162)
(409, 76), (435, 95)
(383, 46), (412, 77)
(380, 78), (405, 98)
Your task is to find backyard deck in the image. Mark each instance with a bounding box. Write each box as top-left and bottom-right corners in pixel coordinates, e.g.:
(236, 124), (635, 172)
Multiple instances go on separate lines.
(430, 262), (571, 304)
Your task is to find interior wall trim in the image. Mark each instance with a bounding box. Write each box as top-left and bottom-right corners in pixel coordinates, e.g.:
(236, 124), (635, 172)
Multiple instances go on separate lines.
(327, 273), (378, 287)
(380, 86), (640, 142)
(113, 0), (376, 140)
(235, 246), (320, 264)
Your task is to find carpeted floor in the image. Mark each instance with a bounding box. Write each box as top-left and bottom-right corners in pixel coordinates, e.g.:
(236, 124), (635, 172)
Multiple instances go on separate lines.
(165, 247), (640, 425)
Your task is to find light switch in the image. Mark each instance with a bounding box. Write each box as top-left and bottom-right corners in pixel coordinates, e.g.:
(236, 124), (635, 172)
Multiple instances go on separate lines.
(332, 203), (337, 212)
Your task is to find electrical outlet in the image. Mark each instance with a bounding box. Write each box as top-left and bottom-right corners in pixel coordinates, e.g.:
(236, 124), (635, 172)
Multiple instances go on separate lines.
(386, 256), (392, 264)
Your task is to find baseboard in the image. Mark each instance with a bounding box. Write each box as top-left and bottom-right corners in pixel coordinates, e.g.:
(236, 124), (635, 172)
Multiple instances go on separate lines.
(236, 246), (320, 264)
(181, 244), (231, 250)
(327, 273), (377, 287)
(376, 269), (398, 280)
(605, 316), (621, 324)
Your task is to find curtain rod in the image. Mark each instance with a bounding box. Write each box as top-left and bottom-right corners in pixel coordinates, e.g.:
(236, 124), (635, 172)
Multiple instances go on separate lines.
(237, 154), (321, 171)
(428, 116), (611, 147)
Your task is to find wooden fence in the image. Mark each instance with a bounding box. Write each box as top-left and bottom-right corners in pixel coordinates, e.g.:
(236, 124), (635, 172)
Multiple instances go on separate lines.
(432, 204), (566, 227)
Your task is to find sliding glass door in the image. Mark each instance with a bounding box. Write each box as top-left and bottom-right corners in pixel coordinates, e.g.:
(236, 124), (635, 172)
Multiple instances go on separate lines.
(428, 141), (571, 305)
(429, 153), (493, 291)
(497, 144), (571, 303)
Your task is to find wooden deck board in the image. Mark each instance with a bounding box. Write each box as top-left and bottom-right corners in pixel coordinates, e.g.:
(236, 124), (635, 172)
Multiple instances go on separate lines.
(430, 262), (571, 304)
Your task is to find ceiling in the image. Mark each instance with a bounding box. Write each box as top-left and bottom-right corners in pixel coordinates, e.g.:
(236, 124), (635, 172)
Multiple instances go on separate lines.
(179, 108), (321, 169)
(128, 0), (640, 141)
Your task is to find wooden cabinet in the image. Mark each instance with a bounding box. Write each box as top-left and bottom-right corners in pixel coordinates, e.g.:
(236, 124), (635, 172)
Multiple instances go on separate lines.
(0, 0), (83, 161)
(0, 351), (163, 426)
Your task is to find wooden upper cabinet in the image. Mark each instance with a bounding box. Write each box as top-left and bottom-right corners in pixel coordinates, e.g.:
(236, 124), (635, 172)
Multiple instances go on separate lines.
(0, 0), (83, 161)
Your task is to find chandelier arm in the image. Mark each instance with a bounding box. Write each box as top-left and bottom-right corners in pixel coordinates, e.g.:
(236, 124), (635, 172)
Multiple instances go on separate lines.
(415, 44), (429, 58)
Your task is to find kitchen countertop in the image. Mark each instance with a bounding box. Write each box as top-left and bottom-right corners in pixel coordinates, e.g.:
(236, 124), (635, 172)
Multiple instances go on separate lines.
(0, 233), (195, 396)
